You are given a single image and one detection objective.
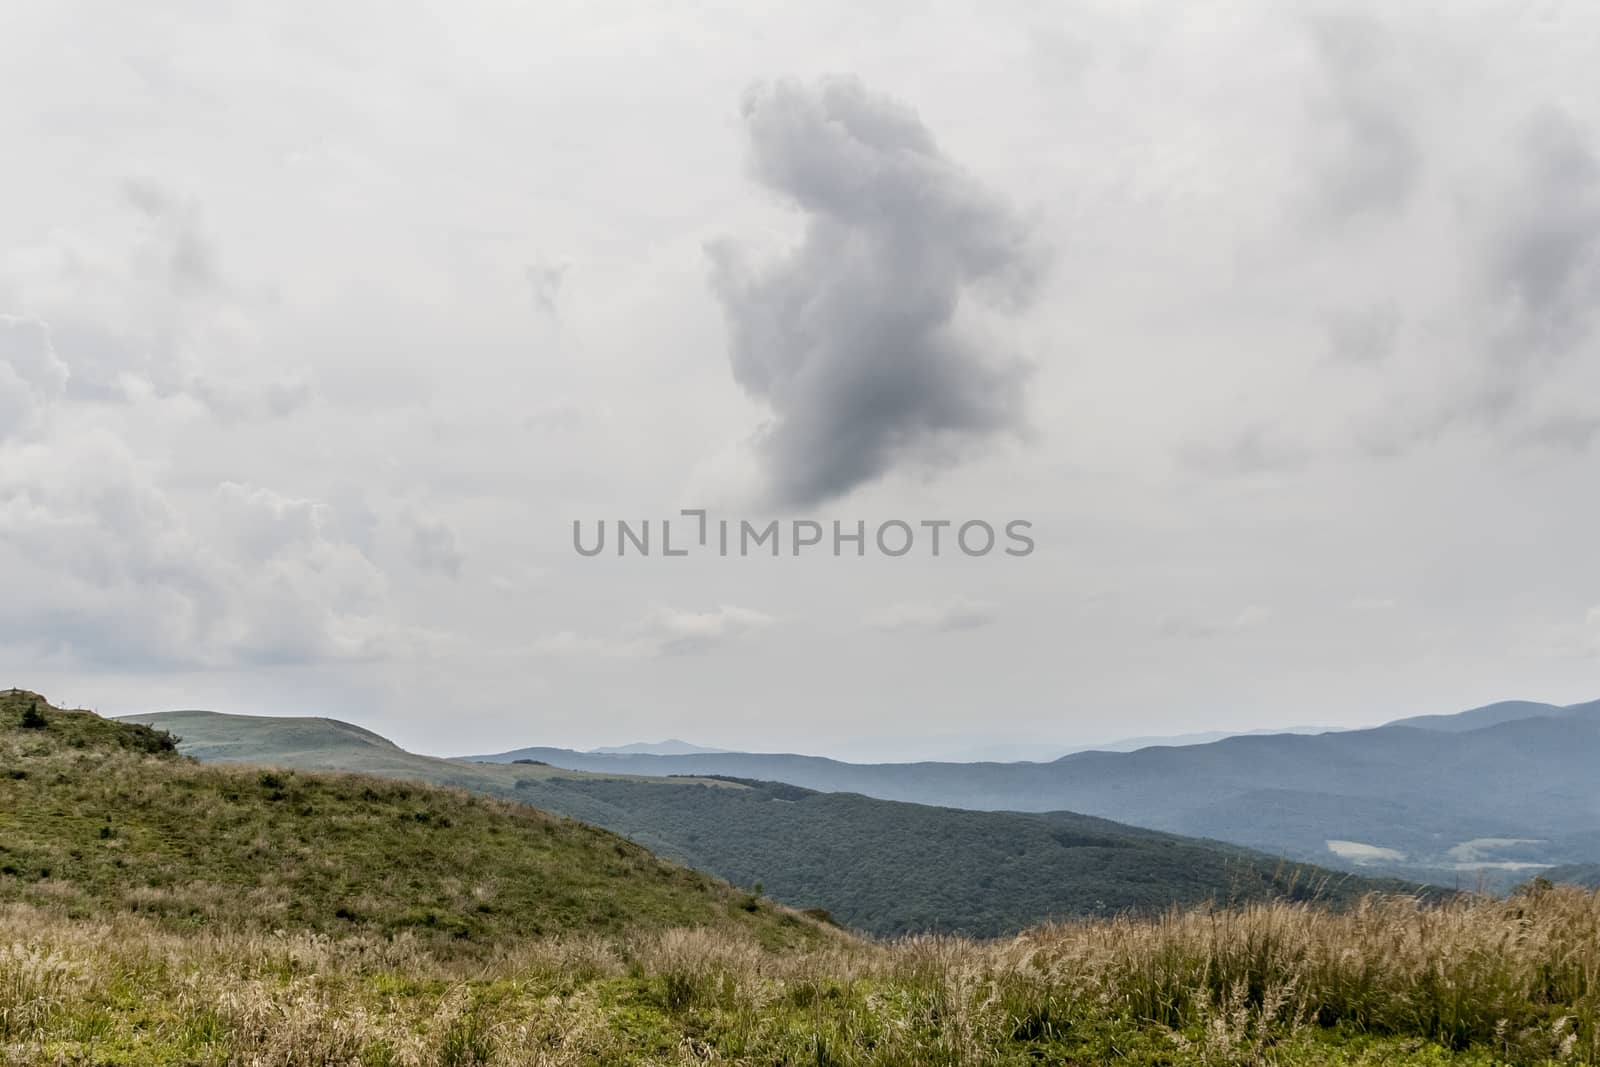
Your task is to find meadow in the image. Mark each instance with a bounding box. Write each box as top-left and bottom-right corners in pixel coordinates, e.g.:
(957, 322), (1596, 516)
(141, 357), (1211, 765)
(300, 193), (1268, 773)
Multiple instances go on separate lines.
(5, 691), (1599, 1065)
(6, 886), (1600, 1065)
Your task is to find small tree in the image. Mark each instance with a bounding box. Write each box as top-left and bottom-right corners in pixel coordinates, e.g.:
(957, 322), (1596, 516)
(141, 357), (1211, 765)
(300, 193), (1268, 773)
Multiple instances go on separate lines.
(20, 700), (47, 730)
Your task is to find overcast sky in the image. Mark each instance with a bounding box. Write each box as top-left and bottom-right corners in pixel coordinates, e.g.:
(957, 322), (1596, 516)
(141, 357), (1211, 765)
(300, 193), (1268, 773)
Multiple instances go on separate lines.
(3, 0), (1598, 760)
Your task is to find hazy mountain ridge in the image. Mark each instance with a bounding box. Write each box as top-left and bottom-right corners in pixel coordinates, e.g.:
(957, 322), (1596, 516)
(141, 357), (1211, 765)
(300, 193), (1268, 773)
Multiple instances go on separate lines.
(468, 697), (1600, 888)
(592, 739), (729, 755)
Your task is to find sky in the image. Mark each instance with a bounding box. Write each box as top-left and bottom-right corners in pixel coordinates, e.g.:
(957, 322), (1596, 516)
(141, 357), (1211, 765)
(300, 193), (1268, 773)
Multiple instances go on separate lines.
(2, 0), (1598, 761)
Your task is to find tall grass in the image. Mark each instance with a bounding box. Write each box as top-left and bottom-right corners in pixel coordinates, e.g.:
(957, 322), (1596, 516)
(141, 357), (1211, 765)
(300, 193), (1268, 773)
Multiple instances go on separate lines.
(4, 883), (1597, 1065)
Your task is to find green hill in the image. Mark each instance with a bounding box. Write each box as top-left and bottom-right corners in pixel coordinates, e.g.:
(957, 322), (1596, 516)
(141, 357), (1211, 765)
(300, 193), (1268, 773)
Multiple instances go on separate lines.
(0, 691), (819, 950)
(121, 706), (1427, 938)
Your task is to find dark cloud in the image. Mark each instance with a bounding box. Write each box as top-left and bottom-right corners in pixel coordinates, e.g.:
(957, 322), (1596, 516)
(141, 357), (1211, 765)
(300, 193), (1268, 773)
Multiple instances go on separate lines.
(709, 76), (1045, 508)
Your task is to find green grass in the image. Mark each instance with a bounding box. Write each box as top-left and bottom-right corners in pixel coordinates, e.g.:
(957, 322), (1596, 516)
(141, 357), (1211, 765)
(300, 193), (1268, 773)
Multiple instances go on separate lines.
(6, 689), (1600, 1064)
(0, 690), (821, 953)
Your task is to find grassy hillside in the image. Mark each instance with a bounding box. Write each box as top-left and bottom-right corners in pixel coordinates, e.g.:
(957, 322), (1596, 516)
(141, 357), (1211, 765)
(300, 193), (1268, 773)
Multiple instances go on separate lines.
(10, 690), (1600, 1063)
(0, 691), (818, 951)
(470, 698), (1600, 888)
(8, 874), (1600, 1063)
(123, 707), (1421, 937)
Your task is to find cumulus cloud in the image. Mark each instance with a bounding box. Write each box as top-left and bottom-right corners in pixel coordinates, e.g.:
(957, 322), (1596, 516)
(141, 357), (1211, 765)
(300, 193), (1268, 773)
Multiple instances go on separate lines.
(0, 314), (69, 440)
(2, 179), (312, 420)
(214, 482), (329, 559)
(708, 76), (1045, 508)
(866, 596), (997, 634)
(531, 603), (777, 659)
(0, 425), (401, 670)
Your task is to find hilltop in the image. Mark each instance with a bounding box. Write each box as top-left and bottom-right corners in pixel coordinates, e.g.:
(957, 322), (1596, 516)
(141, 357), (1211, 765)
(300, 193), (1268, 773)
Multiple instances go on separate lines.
(0, 691), (819, 950)
(122, 706), (1425, 937)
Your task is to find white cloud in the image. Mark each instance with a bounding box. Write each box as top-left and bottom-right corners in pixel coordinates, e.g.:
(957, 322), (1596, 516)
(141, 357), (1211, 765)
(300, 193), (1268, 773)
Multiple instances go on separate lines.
(0, 314), (68, 441)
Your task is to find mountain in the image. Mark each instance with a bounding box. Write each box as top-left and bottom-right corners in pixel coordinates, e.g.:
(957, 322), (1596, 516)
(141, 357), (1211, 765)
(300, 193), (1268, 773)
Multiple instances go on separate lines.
(1547, 864), (1600, 888)
(2, 690), (816, 948)
(119, 706), (1421, 937)
(467, 697), (1600, 889)
(1382, 699), (1593, 733)
(592, 739), (728, 755)
(1078, 724), (1341, 753)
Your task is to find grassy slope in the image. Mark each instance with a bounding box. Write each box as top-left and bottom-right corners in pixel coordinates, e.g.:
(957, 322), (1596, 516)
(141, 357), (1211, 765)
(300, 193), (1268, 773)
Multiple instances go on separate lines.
(122, 708), (1425, 938)
(7, 691), (1600, 1064)
(0, 691), (818, 952)
(8, 876), (1600, 1064)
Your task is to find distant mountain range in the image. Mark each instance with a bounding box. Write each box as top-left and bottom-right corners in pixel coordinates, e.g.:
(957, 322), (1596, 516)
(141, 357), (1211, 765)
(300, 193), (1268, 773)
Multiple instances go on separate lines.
(119, 707), (1420, 937)
(466, 698), (1600, 889)
(587, 725), (1340, 763)
(590, 739), (728, 755)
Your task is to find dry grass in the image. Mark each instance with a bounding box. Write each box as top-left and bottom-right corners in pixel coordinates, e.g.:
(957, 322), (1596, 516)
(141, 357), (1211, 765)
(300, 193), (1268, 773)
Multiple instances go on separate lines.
(3, 884), (1597, 1065)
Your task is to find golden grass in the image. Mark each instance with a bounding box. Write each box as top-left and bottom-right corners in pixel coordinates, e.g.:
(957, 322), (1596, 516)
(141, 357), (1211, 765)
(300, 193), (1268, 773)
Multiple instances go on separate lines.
(3, 884), (1598, 1065)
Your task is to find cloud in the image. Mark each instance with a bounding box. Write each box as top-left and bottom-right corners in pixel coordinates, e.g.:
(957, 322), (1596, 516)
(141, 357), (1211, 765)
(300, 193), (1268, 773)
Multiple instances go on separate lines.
(0, 314), (69, 441)
(2, 178), (310, 420)
(1324, 303), (1400, 365)
(122, 176), (221, 294)
(527, 259), (569, 317)
(1159, 605), (1273, 640)
(214, 482), (330, 560)
(408, 515), (465, 578)
(530, 603), (777, 659)
(1302, 11), (1421, 220)
(866, 596), (997, 634)
(1180, 424), (1311, 476)
(708, 76), (1045, 508)
(1331, 110), (1600, 461)
(1485, 111), (1600, 362)
(0, 416), (401, 671)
